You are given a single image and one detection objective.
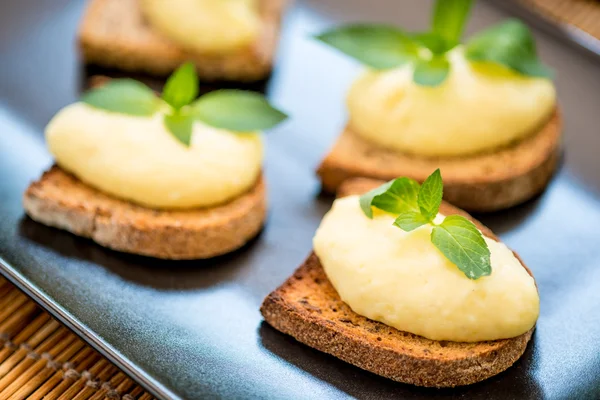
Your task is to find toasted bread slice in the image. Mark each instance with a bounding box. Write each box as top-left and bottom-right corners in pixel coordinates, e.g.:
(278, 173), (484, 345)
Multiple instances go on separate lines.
(317, 109), (562, 212)
(23, 166), (266, 260)
(261, 178), (535, 387)
(79, 0), (285, 81)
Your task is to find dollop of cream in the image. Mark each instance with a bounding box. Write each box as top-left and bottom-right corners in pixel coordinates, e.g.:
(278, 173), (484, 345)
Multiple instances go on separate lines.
(46, 103), (263, 209)
(140, 0), (260, 54)
(347, 49), (556, 157)
(313, 196), (539, 342)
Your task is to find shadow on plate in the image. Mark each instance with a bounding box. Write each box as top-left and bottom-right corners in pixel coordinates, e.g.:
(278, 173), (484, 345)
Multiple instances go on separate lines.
(19, 216), (265, 290)
(473, 193), (544, 236)
(79, 64), (272, 95)
(258, 322), (543, 400)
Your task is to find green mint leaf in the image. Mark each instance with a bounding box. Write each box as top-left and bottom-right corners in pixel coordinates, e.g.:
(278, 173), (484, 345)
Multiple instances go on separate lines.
(191, 90), (287, 132)
(465, 19), (553, 78)
(315, 24), (420, 70)
(432, 0), (473, 44)
(359, 180), (394, 219)
(418, 169), (443, 222)
(413, 55), (450, 86)
(412, 32), (454, 54)
(431, 215), (492, 280)
(394, 211), (429, 232)
(371, 177), (421, 215)
(81, 79), (160, 116)
(164, 113), (194, 146)
(162, 62), (198, 110)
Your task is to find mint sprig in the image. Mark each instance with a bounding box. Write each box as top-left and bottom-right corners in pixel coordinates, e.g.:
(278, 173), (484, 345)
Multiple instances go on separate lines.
(432, 0), (473, 46)
(191, 90), (288, 132)
(81, 80), (161, 116)
(162, 62), (198, 110)
(81, 62), (288, 146)
(360, 169), (492, 280)
(315, 0), (552, 86)
(315, 24), (420, 70)
(360, 177), (420, 218)
(465, 19), (553, 78)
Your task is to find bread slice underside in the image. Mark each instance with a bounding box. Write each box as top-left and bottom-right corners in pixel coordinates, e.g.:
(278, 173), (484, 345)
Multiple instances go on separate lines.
(261, 178), (535, 387)
(79, 0), (286, 81)
(317, 109), (562, 212)
(23, 165), (266, 260)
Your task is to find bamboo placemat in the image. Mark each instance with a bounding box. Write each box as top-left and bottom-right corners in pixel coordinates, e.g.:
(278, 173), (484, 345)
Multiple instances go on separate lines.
(0, 276), (155, 400)
(522, 0), (600, 39)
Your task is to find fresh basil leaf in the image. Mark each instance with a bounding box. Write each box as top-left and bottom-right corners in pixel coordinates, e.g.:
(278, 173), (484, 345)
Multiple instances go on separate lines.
(162, 62), (198, 110)
(359, 180), (394, 219)
(164, 113), (194, 146)
(82, 79), (160, 116)
(413, 55), (450, 86)
(418, 169), (443, 222)
(412, 32), (454, 54)
(431, 215), (491, 280)
(191, 90), (287, 132)
(371, 177), (421, 215)
(315, 24), (420, 70)
(394, 211), (429, 232)
(465, 19), (553, 78)
(432, 0), (473, 44)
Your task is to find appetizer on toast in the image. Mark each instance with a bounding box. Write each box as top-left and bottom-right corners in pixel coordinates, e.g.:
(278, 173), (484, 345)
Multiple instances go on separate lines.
(262, 171), (539, 387)
(315, 0), (561, 211)
(24, 63), (287, 259)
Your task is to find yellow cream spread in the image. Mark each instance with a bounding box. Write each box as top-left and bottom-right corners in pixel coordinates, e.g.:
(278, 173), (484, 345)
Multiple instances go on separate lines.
(46, 103), (263, 209)
(140, 0), (260, 54)
(347, 49), (556, 157)
(313, 196), (539, 342)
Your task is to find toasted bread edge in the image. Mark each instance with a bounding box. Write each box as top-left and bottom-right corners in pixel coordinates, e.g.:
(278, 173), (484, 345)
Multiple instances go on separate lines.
(78, 0), (286, 81)
(23, 166), (266, 260)
(317, 110), (562, 212)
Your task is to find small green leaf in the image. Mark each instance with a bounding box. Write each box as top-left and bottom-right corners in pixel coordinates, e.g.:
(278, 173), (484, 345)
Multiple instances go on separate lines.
(412, 32), (455, 54)
(162, 62), (198, 110)
(315, 24), (420, 69)
(431, 215), (492, 280)
(394, 211), (429, 232)
(432, 0), (473, 44)
(359, 180), (394, 219)
(164, 113), (194, 146)
(371, 177), (421, 215)
(82, 79), (160, 116)
(413, 55), (450, 86)
(465, 19), (553, 78)
(418, 169), (443, 221)
(191, 90), (287, 132)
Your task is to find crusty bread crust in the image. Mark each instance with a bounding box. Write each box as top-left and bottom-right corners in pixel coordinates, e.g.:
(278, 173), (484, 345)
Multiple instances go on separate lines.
(79, 0), (285, 81)
(261, 178), (535, 387)
(23, 166), (266, 260)
(317, 109), (562, 212)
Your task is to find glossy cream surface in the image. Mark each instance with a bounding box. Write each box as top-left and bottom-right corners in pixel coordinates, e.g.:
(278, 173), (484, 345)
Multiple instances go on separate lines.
(140, 0), (260, 54)
(347, 49), (556, 156)
(46, 103), (263, 209)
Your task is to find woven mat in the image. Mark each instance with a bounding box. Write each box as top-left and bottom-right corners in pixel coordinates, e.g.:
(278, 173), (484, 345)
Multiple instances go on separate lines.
(0, 276), (155, 400)
(522, 0), (600, 39)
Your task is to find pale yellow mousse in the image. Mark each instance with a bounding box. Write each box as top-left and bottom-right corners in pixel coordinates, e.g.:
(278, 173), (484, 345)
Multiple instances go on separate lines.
(140, 0), (260, 54)
(347, 49), (556, 157)
(313, 196), (539, 342)
(46, 103), (263, 210)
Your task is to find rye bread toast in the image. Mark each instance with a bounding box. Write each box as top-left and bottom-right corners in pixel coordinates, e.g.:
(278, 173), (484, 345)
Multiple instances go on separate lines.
(79, 0), (285, 81)
(317, 109), (561, 212)
(23, 166), (266, 260)
(260, 177), (535, 387)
